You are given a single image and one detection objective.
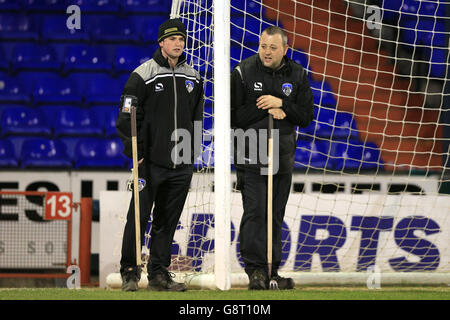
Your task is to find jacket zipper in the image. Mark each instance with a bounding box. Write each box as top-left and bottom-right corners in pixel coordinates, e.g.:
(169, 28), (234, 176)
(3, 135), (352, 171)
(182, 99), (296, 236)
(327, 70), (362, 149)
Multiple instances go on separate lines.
(172, 68), (178, 169)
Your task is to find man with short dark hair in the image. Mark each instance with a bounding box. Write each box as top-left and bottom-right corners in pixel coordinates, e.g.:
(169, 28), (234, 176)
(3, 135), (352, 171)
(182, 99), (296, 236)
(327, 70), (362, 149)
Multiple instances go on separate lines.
(116, 18), (203, 292)
(231, 26), (314, 290)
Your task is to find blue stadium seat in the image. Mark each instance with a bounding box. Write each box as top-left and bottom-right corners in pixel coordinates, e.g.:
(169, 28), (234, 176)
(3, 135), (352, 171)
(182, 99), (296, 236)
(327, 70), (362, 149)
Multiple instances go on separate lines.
(63, 45), (110, 73)
(0, 139), (18, 167)
(41, 16), (90, 42)
(0, 74), (30, 103)
(71, 74), (122, 105)
(287, 48), (311, 72)
(90, 106), (119, 137)
(295, 139), (332, 170)
(427, 48), (447, 78)
(0, 14), (39, 41)
(310, 81), (337, 108)
(381, 0), (403, 21)
(11, 44), (60, 72)
(138, 16), (167, 43)
(0, 0), (22, 10)
(114, 45), (152, 73)
(331, 140), (382, 171)
(1, 106), (51, 137)
(70, 0), (120, 13)
(24, 0), (67, 12)
(90, 16), (140, 43)
(0, 45), (9, 70)
(53, 106), (103, 137)
(231, 0), (264, 15)
(74, 138), (128, 169)
(121, 0), (171, 14)
(402, 17), (446, 47)
(20, 138), (72, 168)
(312, 108), (359, 140)
(32, 75), (81, 104)
(230, 46), (256, 66)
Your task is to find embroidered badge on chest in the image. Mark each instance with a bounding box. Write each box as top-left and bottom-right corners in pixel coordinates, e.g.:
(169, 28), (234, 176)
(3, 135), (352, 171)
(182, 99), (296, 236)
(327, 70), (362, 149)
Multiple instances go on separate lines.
(282, 83), (293, 96)
(185, 80), (194, 93)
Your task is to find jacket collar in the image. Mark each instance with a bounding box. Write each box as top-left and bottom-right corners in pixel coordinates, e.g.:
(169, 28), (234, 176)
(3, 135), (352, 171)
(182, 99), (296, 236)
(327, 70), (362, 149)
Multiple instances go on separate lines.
(153, 47), (187, 69)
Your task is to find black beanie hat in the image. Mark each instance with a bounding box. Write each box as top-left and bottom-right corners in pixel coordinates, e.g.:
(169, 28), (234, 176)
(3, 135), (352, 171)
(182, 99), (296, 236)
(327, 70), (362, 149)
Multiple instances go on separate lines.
(158, 18), (187, 42)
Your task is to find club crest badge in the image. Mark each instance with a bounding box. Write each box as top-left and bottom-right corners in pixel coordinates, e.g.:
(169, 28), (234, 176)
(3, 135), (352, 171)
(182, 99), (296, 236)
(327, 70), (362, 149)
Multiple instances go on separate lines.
(185, 80), (194, 93)
(282, 83), (293, 96)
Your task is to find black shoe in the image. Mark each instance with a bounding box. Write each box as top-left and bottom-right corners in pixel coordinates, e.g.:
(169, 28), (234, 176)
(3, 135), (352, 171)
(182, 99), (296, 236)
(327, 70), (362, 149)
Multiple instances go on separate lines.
(248, 270), (268, 290)
(271, 274), (295, 290)
(121, 267), (141, 292)
(147, 269), (187, 292)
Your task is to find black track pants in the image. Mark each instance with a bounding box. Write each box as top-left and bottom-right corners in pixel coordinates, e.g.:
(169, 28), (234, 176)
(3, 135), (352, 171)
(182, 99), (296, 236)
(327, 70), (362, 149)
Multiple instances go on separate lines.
(120, 163), (193, 276)
(237, 169), (292, 277)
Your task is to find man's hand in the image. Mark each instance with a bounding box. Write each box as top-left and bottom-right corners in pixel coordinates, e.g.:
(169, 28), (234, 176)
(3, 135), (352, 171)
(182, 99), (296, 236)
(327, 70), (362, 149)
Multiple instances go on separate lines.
(138, 158), (144, 164)
(268, 108), (286, 120)
(256, 95), (283, 110)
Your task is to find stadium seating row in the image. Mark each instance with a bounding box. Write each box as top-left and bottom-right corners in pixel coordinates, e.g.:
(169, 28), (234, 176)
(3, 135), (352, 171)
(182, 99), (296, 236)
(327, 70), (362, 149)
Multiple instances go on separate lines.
(0, 0), (170, 14)
(0, 106), (118, 138)
(0, 137), (129, 169)
(0, 43), (155, 75)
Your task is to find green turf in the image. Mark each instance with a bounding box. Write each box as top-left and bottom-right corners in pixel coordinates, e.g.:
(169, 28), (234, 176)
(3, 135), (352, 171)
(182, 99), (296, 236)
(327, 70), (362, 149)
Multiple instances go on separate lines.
(0, 287), (449, 300)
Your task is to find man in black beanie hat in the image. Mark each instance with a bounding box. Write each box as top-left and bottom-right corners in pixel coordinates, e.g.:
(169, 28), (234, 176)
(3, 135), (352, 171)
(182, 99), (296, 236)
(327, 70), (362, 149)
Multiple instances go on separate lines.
(116, 17), (203, 292)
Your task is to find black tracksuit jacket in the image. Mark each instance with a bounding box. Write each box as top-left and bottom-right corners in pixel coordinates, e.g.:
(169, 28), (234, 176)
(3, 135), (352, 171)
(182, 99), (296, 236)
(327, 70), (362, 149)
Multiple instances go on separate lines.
(231, 54), (314, 174)
(116, 47), (203, 169)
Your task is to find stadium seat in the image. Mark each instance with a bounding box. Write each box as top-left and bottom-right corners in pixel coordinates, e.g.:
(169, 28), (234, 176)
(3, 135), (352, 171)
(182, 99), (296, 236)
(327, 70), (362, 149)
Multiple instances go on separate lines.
(53, 106), (103, 137)
(121, 0), (171, 14)
(20, 138), (72, 168)
(71, 73), (122, 105)
(24, 0), (67, 12)
(0, 139), (18, 167)
(230, 46), (256, 66)
(231, 0), (264, 15)
(0, 0), (22, 10)
(0, 45), (9, 70)
(294, 139), (332, 170)
(287, 48), (311, 73)
(90, 16), (140, 43)
(138, 16), (166, 43)
(0, 106), (51, 137)
(114, 45), (152, 73)
(11, 44), (60, 72)
(63, 45), (110, 73)
(311, 108), (360, 140)
(70, 0), (120, 13)
(0, 14), (39, 41)
(427, 48), (447, 78)
(310, 81), (337, 108)
(401, 17), (446, 47)
(0, 74), (30, 103)
(73, 138), (128, 169)
(381, 0), (403, 22)
(41, 16), (90, 42)
(90, 106), (119, 137)
(330, 140), (383, 171)
(32, 75), (81, 104)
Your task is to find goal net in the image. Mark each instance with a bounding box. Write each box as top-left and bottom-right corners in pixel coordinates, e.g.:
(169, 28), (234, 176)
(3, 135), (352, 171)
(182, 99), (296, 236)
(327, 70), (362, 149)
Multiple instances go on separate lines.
(106, 0), (450, 289)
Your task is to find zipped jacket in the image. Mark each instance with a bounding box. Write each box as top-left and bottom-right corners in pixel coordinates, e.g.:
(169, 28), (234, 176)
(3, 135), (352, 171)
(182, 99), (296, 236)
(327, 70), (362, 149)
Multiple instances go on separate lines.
(116, 47), (203, 169)
(231, 54), (314, 174)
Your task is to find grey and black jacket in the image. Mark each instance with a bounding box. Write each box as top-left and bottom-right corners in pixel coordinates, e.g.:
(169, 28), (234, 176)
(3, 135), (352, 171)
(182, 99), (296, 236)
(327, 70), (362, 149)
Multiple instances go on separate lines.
(116, 47), (203, 169)
(231, 54), (314, 174)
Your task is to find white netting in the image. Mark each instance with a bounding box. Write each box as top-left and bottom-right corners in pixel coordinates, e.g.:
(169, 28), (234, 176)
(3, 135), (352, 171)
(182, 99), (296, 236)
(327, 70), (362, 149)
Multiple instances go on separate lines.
(158, 0), (450, 285)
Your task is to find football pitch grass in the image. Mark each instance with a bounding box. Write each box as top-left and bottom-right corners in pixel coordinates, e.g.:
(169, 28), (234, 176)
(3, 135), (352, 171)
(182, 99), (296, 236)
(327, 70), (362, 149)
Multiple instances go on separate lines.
(0, 286), (449, 300)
